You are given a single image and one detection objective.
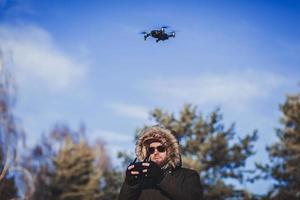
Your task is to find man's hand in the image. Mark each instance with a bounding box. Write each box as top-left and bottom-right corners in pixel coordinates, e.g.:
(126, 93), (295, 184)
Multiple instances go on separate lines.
(141, 161), (164, 183)
(125, 159), (150, 186)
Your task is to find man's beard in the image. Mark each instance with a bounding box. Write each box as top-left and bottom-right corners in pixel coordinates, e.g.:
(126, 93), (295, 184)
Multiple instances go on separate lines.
(152, 157), (168, 167)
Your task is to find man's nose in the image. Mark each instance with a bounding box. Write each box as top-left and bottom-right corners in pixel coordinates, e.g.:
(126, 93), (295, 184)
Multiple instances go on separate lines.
(153, 148), (159, 154)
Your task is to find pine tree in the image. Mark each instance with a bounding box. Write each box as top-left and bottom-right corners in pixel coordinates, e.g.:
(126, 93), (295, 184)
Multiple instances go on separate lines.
(26, 125), (111, 200)
(51, 137), (101, 200)
(150, 104), (257, 200)
(265, 92), (300, 199)
(25, 127), (62, 200)
(99, 170), (124, 200)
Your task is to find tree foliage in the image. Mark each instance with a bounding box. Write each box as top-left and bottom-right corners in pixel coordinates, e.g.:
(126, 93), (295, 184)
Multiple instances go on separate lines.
(264, 92), (300, 199)
(99, 170), (124, 200)
(150, 104), (258, 200)
(0, 148), (18, 200)
(51, 137), (101, 200)
(26, 124), (117, 200)
(0, 48), (21, 199)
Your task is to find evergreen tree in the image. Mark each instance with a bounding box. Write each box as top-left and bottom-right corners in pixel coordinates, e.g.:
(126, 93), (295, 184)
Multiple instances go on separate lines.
(51, 137), (101, 200)
(26, 125), (111, 200)
(264, 92), (300, 199)
(28, 141), (55, 200)
(149, 104), (257, 200)
(99, 170), (123, 200)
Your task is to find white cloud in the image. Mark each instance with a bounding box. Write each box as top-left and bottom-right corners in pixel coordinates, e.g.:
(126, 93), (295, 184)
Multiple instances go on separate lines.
(0, 24), (87, 91)
(109, 103), (149, 121)
(90, 129), (133, 143)
(88, 129), (136, 166)
(141, 70), (292, 111)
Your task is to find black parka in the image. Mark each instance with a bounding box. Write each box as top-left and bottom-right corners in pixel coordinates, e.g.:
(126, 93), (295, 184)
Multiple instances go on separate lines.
(119, 167), (203, 200)
(118, 126), (203, 200)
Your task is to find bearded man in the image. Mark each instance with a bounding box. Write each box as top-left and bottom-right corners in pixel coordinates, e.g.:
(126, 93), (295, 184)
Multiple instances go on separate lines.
(119, 126), (203, 200)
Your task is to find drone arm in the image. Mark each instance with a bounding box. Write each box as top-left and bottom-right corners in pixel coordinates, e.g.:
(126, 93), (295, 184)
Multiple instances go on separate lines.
(143, 33), (151, 40)
(169, 31), (175, 38)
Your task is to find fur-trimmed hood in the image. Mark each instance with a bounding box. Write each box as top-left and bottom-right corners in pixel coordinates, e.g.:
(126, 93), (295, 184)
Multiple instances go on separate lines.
(135, 126), (181, 169)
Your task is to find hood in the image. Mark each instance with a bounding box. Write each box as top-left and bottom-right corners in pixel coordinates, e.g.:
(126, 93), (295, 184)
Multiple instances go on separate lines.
(135, 126), (181, 169)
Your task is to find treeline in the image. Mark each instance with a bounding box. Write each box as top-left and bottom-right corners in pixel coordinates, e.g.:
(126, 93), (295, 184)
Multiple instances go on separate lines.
(0, 62), (300, 199)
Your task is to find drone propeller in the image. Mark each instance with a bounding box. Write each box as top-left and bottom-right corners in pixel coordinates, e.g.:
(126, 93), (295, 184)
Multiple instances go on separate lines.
(140, 31), (150, 40)
(171, 31), (176, 37)
(161, 26), (169, 32)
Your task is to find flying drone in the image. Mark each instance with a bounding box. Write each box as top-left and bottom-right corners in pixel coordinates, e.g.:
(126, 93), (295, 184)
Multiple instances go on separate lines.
(141, 26), (176, 42)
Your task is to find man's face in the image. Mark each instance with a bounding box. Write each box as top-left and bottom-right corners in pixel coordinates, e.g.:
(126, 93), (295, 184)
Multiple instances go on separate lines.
(148, 142), (167, 167)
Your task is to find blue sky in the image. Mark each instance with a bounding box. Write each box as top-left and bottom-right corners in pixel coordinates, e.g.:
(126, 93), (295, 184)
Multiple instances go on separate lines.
(1, 0), (300, 194)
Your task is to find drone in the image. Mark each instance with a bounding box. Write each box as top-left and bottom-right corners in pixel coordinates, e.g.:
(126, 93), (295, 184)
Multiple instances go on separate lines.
(141, 26), (176, 42)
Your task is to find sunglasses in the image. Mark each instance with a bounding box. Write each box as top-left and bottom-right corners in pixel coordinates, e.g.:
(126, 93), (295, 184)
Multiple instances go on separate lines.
(147, 145), (166, 154)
